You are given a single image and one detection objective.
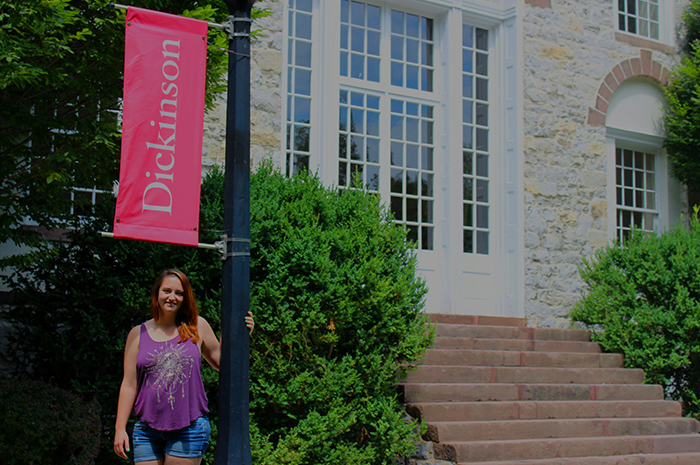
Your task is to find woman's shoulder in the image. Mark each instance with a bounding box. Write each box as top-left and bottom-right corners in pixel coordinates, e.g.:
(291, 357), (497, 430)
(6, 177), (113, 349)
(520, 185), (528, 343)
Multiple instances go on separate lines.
(127, 320), (152, 340)
(197, 316), (215, 334)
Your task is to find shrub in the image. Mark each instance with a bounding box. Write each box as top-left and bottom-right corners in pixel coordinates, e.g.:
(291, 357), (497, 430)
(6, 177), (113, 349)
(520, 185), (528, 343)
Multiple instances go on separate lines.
(247, 164), (432, 464)
(570, 213), (700, 416)
(0, 378), (101, 465)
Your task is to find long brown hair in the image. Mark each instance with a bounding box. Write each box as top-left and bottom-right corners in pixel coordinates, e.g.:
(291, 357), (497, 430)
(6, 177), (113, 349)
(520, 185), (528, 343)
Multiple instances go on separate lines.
(150, 269), (199, 344)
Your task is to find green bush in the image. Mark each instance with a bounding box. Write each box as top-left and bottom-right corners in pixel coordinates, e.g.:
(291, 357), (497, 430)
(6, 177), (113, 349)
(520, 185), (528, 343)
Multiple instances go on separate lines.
(570, 213), (700, 416)
(2, 163), (432, 464)
(248, 164), (432, 464)
(0, 378), (101, 465)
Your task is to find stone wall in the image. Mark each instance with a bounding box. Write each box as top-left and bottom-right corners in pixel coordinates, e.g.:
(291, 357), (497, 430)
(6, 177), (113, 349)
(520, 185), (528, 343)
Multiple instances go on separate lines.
(522, 0), (686, 326)
(201, 0), (284, 173)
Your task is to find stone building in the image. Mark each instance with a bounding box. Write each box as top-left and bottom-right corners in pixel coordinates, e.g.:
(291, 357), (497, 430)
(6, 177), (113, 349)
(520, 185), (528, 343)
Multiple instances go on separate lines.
(199, 0), (688, 326)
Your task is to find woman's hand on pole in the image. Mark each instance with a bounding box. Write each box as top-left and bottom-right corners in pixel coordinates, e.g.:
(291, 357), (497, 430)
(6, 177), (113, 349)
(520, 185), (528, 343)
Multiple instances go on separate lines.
(246, 311), (255, 335)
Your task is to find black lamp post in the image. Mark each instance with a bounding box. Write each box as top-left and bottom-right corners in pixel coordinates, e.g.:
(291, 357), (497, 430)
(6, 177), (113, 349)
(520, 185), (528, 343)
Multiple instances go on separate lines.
(216, 1), (256, 464)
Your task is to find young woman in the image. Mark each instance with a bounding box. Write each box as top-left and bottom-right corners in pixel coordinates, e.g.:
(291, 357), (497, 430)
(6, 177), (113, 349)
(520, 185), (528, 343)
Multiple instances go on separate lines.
(114, 269), (254, 464)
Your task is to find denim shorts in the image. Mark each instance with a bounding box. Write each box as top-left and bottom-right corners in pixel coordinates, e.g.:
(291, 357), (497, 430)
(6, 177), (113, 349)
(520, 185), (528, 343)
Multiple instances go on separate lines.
(132, 417), (210, 462)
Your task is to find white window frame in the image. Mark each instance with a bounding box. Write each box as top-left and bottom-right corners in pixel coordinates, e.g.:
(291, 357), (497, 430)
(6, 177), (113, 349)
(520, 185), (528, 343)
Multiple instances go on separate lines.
(606, 128), (676, 242)
(282, 0), (524, 316)
(615, 0), (674, 46)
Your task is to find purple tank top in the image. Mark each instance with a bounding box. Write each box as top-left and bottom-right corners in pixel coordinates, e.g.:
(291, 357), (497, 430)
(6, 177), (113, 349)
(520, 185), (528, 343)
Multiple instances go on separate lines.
(134, 323), (209, 431)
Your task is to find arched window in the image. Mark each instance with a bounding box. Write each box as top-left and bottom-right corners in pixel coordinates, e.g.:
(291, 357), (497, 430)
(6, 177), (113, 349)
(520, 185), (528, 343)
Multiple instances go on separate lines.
(605, 77), (683, 241)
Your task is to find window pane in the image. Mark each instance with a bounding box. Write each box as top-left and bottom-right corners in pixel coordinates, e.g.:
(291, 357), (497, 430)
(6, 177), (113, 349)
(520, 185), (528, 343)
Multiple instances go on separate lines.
(296, 13), (312, 40)
(422, 200), (433, 223)
(296, 41), (312, 67)
(476, 103), (488, 126)
(421, 17), (433, 41)
(477, 205), (489, 228)
(351, 54), (364, 79)
(351, 27), (365, 52)
(297, 0), (312, 12)
(476, 154), (488, 177)
(463, 152), (473, 175)
(367, 138), (380, 163)
(476, 53), (488, 76)
(406, 144), (419, 168)
(367, 31), (381, 55)
(391, 142), (403, 166)
(463, 100), (473, 124)
(476, 231), (489, 254)
(366, 164), (380, 190)
(407, 198), (418, 221)
(368, 5), (381, 29)
(294, 126), (309, 151)
(391, 169), (403, 193)
(295, 69), (311, 95)
(391, 196), (403, 219)
(351, 1), (365, 25)
(406, 171), (418, 195)
(406, 14), (419, 38)
(422, 226), (433, 250)
(294, 97), (310, 123)
(366, 111), (379, 136)
(391, 61), (403, 86)
(391, 10), (403, 34)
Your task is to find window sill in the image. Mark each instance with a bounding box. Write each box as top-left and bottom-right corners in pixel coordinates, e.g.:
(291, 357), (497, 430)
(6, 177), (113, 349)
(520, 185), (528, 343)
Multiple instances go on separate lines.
(615, 32), (676, 55)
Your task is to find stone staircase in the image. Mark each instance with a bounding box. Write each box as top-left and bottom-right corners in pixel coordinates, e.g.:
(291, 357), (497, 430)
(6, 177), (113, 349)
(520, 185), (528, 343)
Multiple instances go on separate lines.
(400, 314), (700, 464)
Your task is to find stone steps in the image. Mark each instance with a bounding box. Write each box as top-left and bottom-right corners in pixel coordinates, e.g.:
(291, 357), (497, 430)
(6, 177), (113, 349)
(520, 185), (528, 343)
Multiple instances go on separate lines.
(404, 366), (645, 384)
(460, 454), (700, 464)
(432, 337), (603, 353)
(401, 314), (700, 464)
(437, 435), (700, 463)
(406, 400), (682, 422)
(432, 417), (700, 442)
(419, 349), (623, 367)
(434, 323), (592, 342)
(403, 382), (664, 402)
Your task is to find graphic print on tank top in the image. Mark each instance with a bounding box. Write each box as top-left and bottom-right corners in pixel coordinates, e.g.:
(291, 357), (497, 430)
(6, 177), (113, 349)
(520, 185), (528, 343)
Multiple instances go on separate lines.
(144, 340), (195, 409)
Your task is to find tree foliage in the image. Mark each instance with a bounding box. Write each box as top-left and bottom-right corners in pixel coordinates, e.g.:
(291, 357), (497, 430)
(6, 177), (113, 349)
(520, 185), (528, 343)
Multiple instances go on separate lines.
(3, 165), (432, 464)
(0, 378), (102, 465)
(662, 0), (700, 191)
(570, 211), (700, 417)
(682, 0), (700, 55)
(0, 0), (234, 251)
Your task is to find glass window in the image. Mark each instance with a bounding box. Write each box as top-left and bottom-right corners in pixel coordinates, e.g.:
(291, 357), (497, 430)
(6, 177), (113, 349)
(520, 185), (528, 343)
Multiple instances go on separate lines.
(340, 0), (381, 82)
(389, 99), (435, 250)
(285, 0), (314, 176)
(618, 0), (660, 40)
(615, 147), (658, 241)
(337, 3), (438, 251)
(462, 24), (490, 254)
(338, 89), (381, 191)
(390, 10), (434, 91)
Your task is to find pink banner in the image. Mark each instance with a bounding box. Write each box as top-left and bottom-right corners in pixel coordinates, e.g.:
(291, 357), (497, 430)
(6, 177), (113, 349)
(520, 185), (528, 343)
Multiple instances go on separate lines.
(114, 7), (208, 246)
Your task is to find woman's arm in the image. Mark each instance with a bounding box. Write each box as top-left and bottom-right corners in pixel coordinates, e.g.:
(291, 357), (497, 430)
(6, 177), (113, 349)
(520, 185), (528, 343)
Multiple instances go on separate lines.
(114, 326), (140, 459)
(200, 312), (254, 371)
(199, 316), (221, 371)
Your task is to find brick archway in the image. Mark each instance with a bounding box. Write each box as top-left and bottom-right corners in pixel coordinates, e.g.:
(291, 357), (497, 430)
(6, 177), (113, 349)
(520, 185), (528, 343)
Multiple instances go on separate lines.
(587, 50), (670, 126)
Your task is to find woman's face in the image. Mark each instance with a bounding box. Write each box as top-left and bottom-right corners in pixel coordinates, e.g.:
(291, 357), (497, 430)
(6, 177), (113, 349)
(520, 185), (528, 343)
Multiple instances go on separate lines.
(158, 275), (184, 317)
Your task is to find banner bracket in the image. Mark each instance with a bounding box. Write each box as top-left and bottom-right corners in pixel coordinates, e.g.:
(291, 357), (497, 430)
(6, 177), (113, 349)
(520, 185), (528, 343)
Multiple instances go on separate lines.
(219, 234), (250, 261)
(111, 3), (226, 30)
(99, 231), (222, 251)
(224, 16), (253, 40)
